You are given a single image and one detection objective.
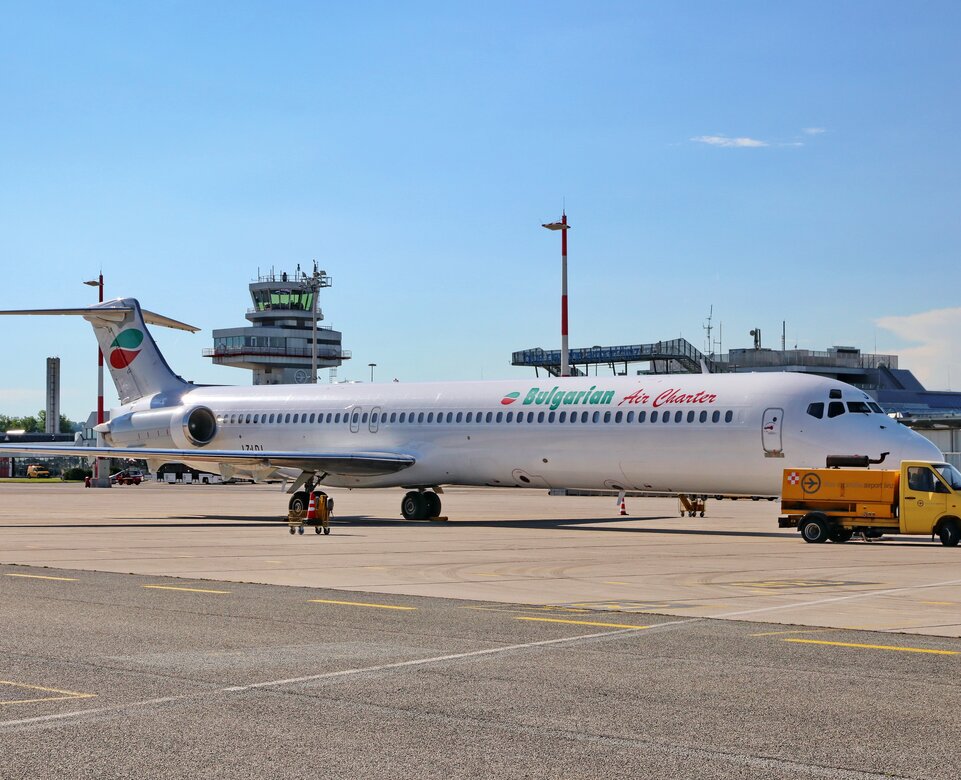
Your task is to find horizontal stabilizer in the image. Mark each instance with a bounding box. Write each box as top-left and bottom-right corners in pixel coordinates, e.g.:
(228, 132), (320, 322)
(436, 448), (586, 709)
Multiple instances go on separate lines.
(0, 306), (199, 332)
(0, 443), (415, 477)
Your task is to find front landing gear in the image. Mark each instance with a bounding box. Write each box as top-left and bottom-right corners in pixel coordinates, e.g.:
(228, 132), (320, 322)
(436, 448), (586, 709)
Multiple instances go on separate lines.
(402, 490), (442, 520)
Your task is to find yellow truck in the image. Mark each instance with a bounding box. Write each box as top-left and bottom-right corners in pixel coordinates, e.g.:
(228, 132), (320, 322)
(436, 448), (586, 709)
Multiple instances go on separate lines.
(26, 464), (51, 479)
(779, 457), (961, 546)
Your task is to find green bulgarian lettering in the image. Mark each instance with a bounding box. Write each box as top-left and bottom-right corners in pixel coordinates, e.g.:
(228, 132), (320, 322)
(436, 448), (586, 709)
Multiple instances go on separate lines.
(600, 390), (615, 405)
(524, 388), (539, 405)
(563, 391), (578, 405)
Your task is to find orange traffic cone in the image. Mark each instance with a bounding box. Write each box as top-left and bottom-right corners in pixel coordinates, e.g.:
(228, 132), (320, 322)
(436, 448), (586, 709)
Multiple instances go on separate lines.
(618, 491), (628, 516)
(306, 493), (316, 522)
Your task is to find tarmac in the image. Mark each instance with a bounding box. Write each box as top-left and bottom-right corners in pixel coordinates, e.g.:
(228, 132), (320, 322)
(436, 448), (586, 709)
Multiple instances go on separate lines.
(3, 482), (961, 779)
(1, 482), (960, 637)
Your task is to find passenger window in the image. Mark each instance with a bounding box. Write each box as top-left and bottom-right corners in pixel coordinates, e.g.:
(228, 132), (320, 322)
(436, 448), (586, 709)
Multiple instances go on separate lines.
(712, 411), (720, 423)
(637, 411), (646, 423)
(496, 412), (503, 423)
(537, 412), (545, 423)
(548, 411), (556, 423)
(362, 413), (369, 424)
(486, 412), (493, 423)
(581, 411), (589, 422)
(284, 414), (291, 424)
(626, 411), (634, 423)
(615, 411), (623, 423)
(506, 412), (513, 422)
(253, 414), (260, 424)
(326, 413), (333, 423)
(674, 411), (682, 423)
(806, 403), (824, 419)
(559, 412), (566, 423)
(370, 413), (377, 424)
(592, 411), (600, 423)
(827, 402), (845, 418)
(245, 414), (252, 424)
(663, 412), (671, 423)
(418, 412), (425, 423)
(603, 411), (611, 423)
(310, 413), (316, 423)
(293, 414), (300, 424)
(699, 411), (707, 423)
(527, 412), (534, 423)
(687, 411), (694, 423)
(725, 410), (733, 423)
(464, 412), (471, 423)
(651, 411), (658, 422)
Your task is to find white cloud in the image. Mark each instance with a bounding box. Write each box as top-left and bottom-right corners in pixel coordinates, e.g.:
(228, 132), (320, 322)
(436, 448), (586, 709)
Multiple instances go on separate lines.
(876, 307), (961, 390)
(802, 127), (826, 135)
(690, 135), (768, 148)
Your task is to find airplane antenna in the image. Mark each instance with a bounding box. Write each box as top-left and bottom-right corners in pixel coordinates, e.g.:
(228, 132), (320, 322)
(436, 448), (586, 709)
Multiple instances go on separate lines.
(703, 305), (714, 358)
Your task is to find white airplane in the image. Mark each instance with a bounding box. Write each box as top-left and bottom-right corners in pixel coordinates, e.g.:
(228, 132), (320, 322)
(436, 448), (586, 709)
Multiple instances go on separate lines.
(0, 298), (943, 520)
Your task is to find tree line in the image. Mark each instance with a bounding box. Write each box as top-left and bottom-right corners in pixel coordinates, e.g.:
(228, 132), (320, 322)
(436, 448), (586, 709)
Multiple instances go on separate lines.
(0, 411), (75, 434)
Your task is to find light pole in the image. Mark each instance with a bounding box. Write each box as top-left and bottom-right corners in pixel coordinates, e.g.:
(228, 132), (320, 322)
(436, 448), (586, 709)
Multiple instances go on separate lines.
(368, 363), (376, 383)
(82, 275), (109, 487)
(299, 261), (332, 383)
(541, 211), (571, 377)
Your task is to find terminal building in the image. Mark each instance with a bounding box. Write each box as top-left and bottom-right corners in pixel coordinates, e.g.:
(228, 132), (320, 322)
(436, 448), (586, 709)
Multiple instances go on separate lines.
(204, 265), (350, 384)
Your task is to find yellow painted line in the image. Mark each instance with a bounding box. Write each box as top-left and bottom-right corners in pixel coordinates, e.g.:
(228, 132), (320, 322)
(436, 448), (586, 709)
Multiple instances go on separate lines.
(517, 617), (651, 630)
(920, 601), (954, 606)
(264, 560), (284, 564)
(751, 628), (833, 637)
(143, 585), (231, 594)
(309, 599), (416, 611)
(4, 573), (78, 582)
(783, 639), (959, 655)
(474, 572), (502, 577)
(604, 581), (632, 585)
(0, 680), (95, 706)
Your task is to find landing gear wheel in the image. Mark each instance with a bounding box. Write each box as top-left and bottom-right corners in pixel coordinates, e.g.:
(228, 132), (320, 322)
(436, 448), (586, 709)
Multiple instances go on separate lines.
(829, 528), (854, 543)
(401, 491), (428, 520)
(423, 492), (442, 519)
(800, 514), (830, 544)
(938, 519), (961, 547)
(289, 491), (310, 514)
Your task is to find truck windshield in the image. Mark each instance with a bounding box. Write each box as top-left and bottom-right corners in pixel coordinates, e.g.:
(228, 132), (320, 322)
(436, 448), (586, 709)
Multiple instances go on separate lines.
(934, 464), (961, 490)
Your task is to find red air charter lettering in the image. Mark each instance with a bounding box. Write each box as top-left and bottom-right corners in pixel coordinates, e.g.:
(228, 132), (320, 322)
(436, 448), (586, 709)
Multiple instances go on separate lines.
(652, 389), (718, 408)
(618, 389), (650, 406)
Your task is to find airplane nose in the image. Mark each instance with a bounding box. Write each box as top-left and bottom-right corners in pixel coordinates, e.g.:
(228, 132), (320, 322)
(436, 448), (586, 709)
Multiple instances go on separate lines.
(897, 431), (943, 463)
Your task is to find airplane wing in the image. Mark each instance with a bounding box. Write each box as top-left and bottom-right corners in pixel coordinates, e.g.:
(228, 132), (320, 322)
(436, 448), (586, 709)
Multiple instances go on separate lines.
(0, 444), (415, 477)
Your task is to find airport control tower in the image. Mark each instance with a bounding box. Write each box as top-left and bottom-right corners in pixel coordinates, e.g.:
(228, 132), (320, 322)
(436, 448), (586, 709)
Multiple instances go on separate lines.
(204, 264), (350, 384)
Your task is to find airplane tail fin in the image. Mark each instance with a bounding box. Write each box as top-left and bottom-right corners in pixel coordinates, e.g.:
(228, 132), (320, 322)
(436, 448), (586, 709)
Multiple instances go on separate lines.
(86, 298), (198, 404)
(0, 298), (200, 405)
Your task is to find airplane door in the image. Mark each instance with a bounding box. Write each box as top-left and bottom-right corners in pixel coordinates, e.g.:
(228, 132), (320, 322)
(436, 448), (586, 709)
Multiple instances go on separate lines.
(369, 406), (381, 433)
(902, 466), (949, 534)
(349, 407), (362, 434)
(761, 407), (784, 457)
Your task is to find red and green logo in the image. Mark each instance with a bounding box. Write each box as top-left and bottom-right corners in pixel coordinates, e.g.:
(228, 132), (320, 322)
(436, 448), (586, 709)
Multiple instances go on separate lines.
(109, 329), (144, 369)
(501, 392), (521, 405)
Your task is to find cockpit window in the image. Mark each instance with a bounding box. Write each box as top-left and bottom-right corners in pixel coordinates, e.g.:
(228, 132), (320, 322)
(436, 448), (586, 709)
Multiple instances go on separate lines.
(827, 401), (845, 418)
(847, 401), (871, 414)
(806, 402), (824, 419)
(868, 402), (884, 413)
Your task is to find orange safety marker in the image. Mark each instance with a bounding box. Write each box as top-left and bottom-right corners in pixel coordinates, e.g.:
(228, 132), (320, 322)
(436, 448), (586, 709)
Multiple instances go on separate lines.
(305, 493), (317, 522)
(617, 491), (628, 516)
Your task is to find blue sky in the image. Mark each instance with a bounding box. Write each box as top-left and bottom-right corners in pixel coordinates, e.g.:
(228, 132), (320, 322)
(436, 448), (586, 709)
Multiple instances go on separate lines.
(2, 1), (960, 419)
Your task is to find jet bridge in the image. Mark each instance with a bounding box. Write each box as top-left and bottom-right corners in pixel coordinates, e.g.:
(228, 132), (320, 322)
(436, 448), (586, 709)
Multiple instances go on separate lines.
(512, 338), (714, 377)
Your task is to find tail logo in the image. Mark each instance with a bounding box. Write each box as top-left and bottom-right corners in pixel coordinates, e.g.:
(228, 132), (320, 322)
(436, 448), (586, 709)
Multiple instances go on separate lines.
(109, 329), (145, 369)
(501, 392), (520, 405)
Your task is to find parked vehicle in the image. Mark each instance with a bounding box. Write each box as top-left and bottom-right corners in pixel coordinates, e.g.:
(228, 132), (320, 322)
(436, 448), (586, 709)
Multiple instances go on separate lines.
(110, 468), (144, 486)
(780, 457), (961, 546)
(26, 464), (51, 478)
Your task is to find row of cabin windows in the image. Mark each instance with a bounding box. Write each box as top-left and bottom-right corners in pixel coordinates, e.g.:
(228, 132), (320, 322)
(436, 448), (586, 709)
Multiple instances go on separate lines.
(805, 400), (885, 420)
(218, 409), (737, 426)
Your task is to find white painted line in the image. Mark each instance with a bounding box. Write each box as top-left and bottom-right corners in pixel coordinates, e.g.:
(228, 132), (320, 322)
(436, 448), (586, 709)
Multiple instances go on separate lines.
(224, 618), (698, 693)
(714, 577), (961, 620)
(0, 694), (199, 729)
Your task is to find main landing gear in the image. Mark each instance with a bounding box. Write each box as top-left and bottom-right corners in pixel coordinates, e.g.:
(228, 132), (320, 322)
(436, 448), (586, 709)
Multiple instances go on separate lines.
(401, 490), (442, 521)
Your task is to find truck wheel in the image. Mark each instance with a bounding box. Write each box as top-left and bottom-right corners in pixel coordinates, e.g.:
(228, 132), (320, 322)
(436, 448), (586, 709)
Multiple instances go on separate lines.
(830, 528), (853, 543)
(801, 515), (829, 544)
(938, 519), (961, 547)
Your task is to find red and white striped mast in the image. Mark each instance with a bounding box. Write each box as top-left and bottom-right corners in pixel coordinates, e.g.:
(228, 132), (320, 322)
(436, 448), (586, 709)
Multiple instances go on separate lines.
(83, 273), (106, 486)
(542, 211), (571, 377)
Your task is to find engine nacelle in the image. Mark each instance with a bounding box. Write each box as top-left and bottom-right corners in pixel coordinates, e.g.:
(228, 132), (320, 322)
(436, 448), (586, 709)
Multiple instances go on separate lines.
(104, 405), (218, 449)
